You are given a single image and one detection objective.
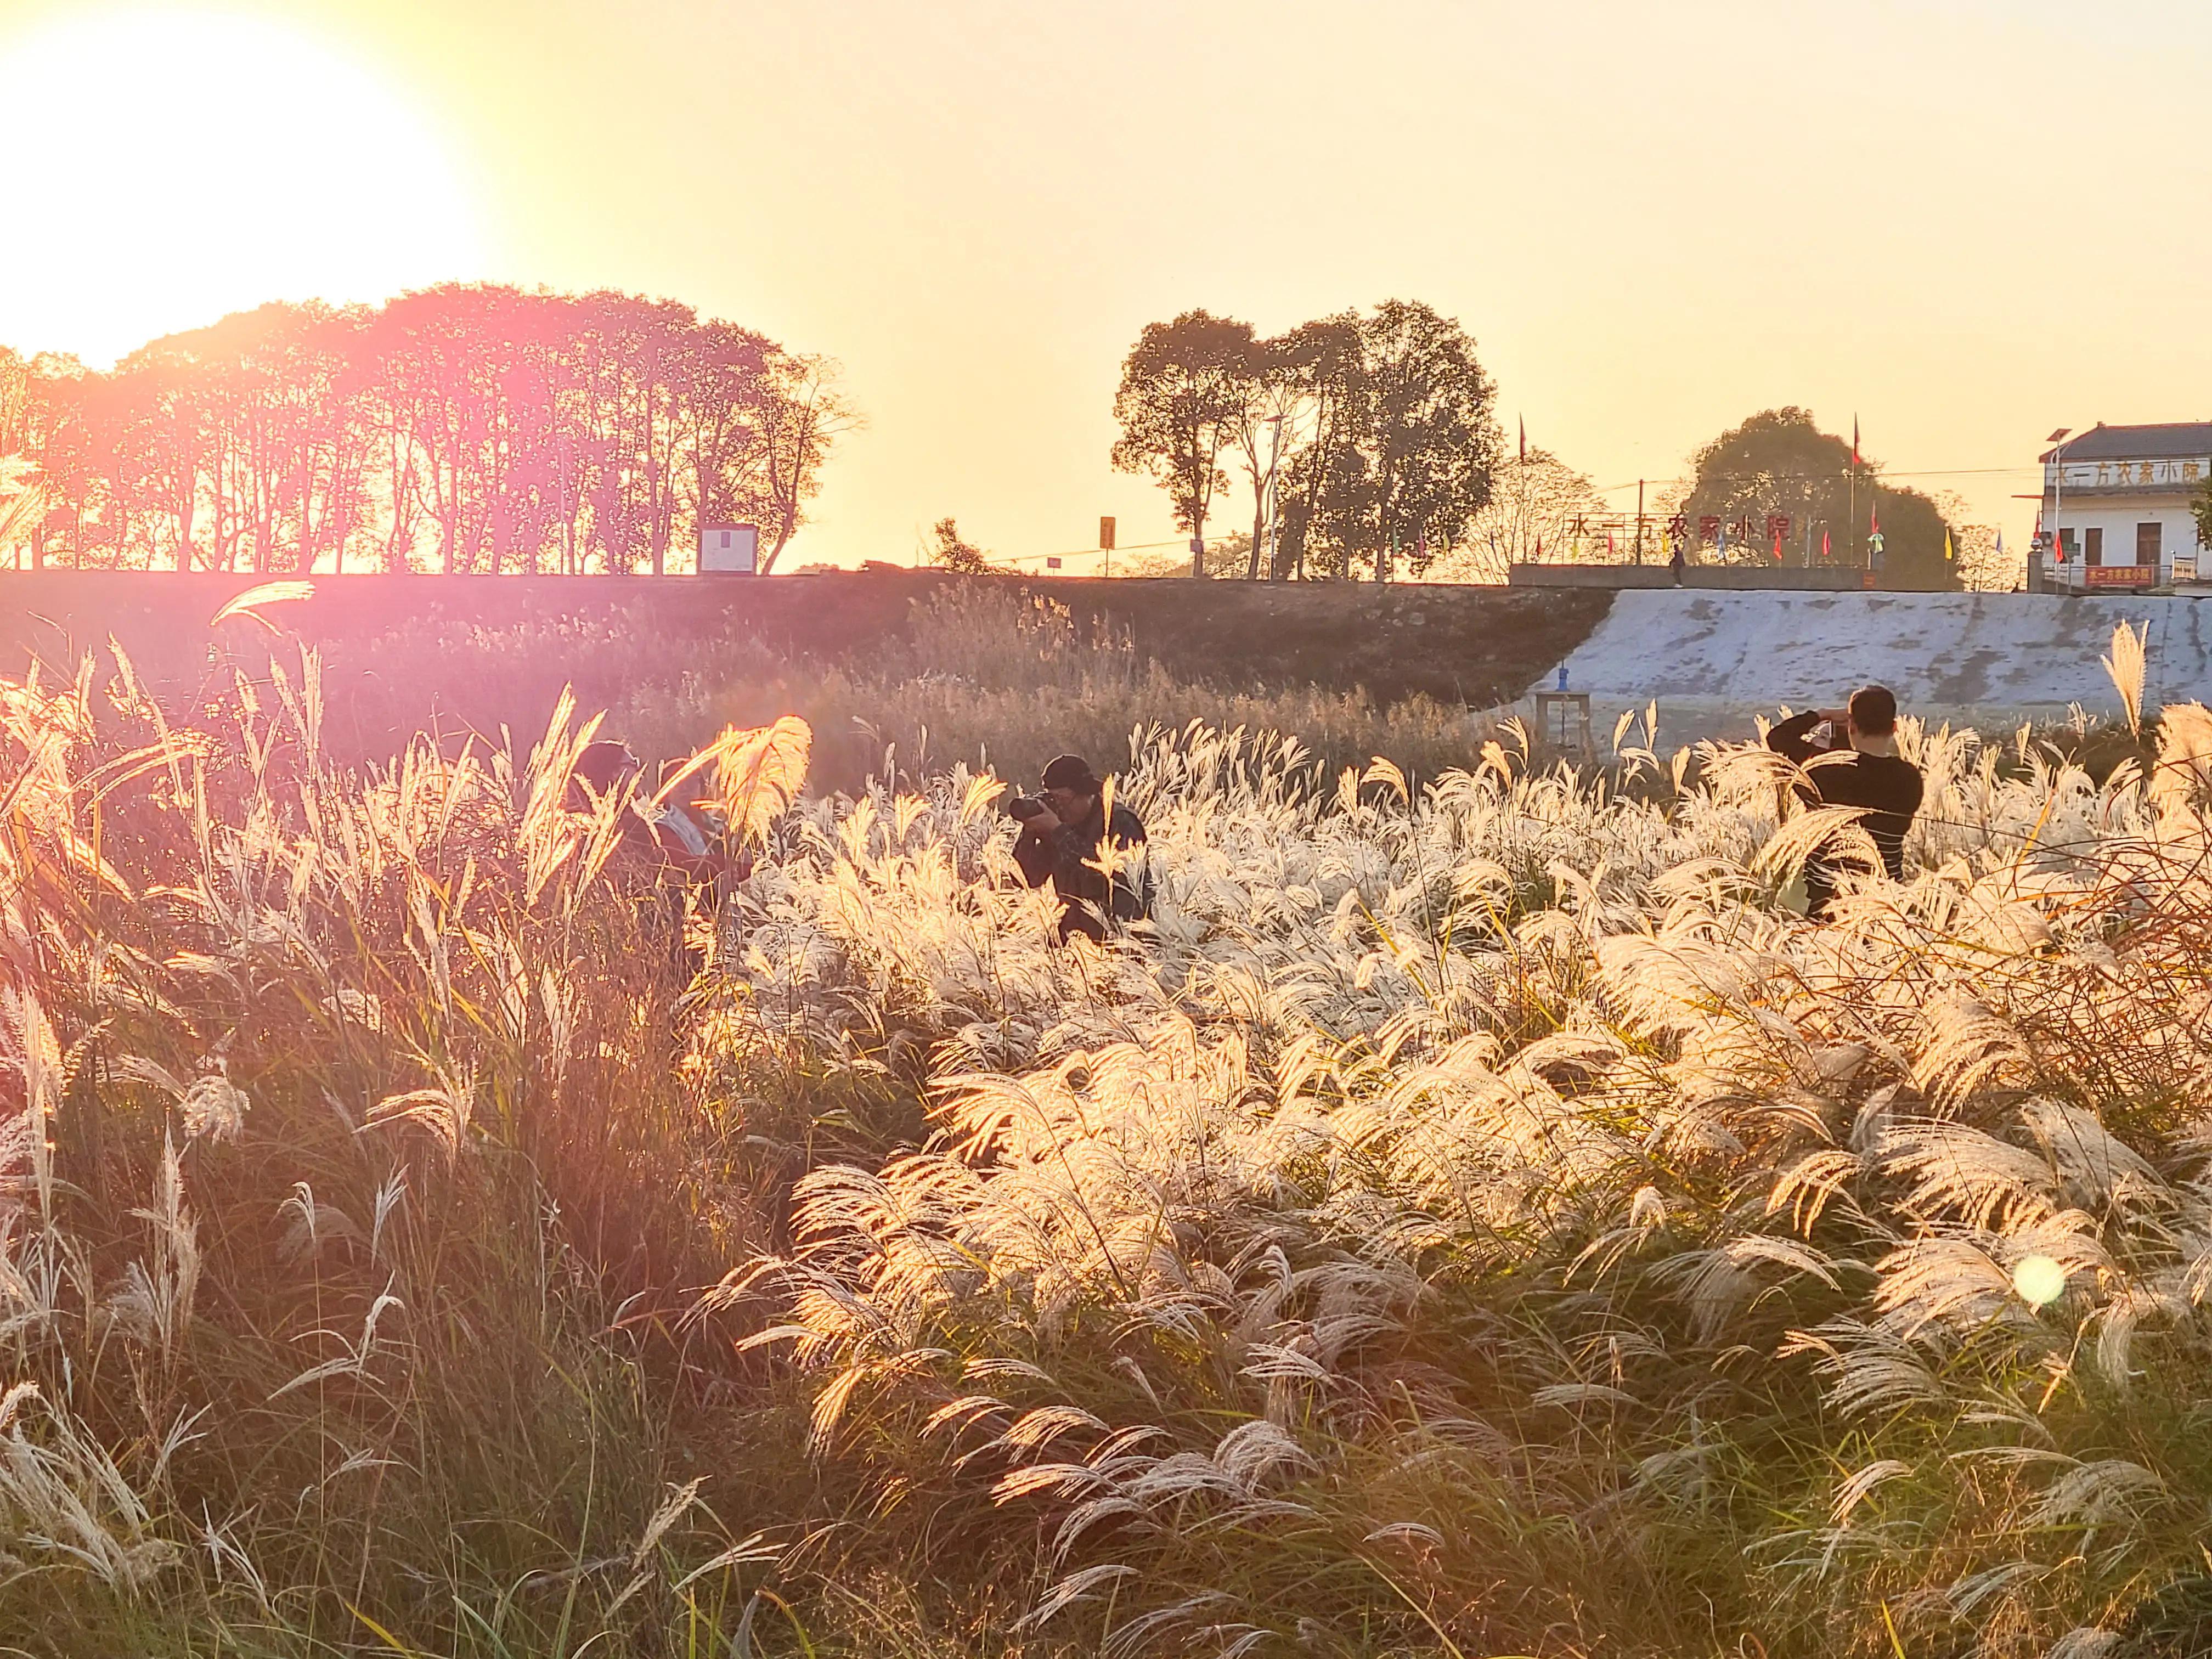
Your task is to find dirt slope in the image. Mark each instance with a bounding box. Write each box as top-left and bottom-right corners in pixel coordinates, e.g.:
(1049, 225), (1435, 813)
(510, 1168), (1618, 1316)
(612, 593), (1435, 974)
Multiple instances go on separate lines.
(0, 569), (1610, 710)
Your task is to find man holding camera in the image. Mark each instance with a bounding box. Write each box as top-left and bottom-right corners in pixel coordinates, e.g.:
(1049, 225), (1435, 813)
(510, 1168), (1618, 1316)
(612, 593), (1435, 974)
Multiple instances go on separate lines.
(1764, 684), (1923, 919)
(1010, 753), (1149, 943)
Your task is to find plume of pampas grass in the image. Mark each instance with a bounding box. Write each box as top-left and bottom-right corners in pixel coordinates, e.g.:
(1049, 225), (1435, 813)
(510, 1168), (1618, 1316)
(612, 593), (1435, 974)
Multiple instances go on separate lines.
(2103, 619), (2148, 738)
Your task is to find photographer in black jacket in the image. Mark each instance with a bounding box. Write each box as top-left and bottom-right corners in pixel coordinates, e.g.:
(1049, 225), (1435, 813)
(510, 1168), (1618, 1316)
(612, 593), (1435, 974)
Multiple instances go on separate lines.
(1765, 685), (1924, 919)
(1009, 754), (1149, 943)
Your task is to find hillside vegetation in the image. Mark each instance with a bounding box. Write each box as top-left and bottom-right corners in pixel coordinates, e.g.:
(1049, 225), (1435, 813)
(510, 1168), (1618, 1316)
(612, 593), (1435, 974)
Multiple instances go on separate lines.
(0, 570), (1610, 776)
(2, 611), (2210, 1657)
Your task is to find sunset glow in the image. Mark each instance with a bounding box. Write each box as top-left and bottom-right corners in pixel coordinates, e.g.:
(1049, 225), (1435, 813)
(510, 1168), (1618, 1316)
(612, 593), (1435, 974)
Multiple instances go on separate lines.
(2, 8), (486, 364)
(2, 0), (2210, 566)
(10, 4), (2212, 1652)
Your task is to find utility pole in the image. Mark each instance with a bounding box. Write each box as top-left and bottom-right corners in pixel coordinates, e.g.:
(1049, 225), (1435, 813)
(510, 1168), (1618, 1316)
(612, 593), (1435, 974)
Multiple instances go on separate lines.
(2046, 427), (2073, 585)
(1634, 479), (1645, 563)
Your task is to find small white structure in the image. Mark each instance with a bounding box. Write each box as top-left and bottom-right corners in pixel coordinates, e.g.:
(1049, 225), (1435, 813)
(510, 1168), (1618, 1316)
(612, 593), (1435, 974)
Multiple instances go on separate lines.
(698, 523), (759, 574)
(2036, 423), (2210, 591)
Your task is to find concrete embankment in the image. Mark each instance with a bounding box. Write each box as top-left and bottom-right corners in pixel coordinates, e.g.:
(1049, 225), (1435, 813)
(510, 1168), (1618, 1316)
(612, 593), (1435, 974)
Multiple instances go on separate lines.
(1517, 590), (2212, 747)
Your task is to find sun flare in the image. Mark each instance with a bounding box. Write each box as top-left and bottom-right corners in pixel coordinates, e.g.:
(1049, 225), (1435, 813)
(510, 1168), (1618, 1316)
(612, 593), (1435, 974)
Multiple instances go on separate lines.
(0, 9), (487, 364)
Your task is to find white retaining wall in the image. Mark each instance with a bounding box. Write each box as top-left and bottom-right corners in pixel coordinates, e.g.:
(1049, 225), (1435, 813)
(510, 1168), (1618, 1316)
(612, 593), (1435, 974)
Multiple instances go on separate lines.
(1515, 591), (2212, 747)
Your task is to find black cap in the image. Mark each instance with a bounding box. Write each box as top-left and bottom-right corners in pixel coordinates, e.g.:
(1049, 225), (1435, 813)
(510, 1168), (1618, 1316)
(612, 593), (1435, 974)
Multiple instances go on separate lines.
(1041, 754), (1098, 792)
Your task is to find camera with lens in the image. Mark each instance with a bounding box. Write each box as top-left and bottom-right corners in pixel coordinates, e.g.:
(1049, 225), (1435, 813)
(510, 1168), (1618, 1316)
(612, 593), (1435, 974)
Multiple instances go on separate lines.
(1008, 795), (1048, 822)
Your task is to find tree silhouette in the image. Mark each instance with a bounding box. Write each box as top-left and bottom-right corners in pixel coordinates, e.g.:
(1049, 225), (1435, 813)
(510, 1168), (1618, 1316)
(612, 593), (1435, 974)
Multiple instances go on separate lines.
(1110, 311), (1256, 558)
(0, 287), (847, 574)
(1274, 301), (1499, 580)
(1680, 408), (1958, 590)
(1269, 313), (1362, 581)
(1221, 334), (1301, 579)
(1429, 447), (1609, 580)
(928, 517), (994, 573)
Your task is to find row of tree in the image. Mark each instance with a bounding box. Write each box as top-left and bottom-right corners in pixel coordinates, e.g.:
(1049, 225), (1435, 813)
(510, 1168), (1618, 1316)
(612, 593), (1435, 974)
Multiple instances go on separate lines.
(1111, 301), (1502, 581)
(0, 286), (848, 574)
(1109, 304), (1967, 589)
(0, 284), (1975, 588)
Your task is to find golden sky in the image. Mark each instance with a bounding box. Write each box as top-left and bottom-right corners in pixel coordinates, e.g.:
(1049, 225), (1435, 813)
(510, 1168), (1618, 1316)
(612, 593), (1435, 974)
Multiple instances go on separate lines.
(3, 0), (2208, 571)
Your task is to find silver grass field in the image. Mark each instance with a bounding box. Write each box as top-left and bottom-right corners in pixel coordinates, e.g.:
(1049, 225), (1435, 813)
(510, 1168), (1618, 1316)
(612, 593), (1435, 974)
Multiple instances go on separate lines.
(2, 607), (2211, 1658)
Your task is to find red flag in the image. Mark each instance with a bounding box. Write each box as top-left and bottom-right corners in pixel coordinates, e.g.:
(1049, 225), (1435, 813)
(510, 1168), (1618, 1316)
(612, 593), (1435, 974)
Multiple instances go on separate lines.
(1852, 417), (1860, 469)
(1773, 528), (1783, 561)
(1519, 418), (1526, 465)
(1821, 528), (1831, 560)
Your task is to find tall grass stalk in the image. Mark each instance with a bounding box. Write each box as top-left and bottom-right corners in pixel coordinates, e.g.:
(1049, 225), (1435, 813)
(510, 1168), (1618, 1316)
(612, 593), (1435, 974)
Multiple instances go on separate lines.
(9, 610), (2212, 1656)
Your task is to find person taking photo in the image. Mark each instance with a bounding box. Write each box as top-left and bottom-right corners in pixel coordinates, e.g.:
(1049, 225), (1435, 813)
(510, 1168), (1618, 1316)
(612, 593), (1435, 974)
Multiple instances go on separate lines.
(1009, 753), (1149, 943)
(1765, 684), (1924, 919)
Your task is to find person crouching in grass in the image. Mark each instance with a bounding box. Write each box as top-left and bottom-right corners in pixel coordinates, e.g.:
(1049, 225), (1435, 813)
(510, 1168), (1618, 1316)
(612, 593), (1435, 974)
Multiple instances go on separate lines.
(568, 740), (746, 970)
(1009, 753), (1149, 943)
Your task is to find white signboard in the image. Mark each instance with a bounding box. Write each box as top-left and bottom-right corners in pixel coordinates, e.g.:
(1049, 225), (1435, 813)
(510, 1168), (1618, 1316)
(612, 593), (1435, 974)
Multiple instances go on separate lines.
(2051, 457), (2210, 490)
(699, 523), (758, 574)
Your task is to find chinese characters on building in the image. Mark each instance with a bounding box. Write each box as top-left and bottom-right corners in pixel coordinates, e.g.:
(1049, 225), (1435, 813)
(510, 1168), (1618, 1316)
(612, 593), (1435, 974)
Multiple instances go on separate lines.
(2051, 457), (2208, 490)
(1560, 512), (1799, 546)
(1536, 510), (1861, 560)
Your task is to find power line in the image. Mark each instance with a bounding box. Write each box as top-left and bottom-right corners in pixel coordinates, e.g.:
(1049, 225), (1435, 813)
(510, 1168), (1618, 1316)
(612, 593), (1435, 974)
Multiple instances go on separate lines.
(993, 533), (1197, 568)
(977, 459), (2062, 573)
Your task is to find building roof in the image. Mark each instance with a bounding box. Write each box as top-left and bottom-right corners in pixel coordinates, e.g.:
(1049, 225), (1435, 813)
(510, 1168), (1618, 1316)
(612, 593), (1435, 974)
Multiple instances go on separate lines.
(2042, 422), (2212, 462)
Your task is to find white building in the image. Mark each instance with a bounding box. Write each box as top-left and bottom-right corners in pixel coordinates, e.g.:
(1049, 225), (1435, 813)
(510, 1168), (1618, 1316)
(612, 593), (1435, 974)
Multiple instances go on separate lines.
(698, 522), (759, 574)
(2035, 422), (2209, 590)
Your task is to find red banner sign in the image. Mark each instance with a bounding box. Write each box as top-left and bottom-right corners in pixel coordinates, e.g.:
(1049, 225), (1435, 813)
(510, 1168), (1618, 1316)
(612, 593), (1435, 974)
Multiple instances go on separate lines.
(2085, 564), (2157, 588)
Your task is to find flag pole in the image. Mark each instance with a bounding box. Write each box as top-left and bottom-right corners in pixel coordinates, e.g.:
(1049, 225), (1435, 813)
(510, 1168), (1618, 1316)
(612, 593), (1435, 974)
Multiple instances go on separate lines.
(1840, 413), (1858, 575)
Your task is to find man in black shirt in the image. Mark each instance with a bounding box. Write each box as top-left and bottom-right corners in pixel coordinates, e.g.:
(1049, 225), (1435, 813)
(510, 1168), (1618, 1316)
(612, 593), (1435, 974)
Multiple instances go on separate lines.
(1765, 685), (1924, 918)
(1011, 754), (1149, 943)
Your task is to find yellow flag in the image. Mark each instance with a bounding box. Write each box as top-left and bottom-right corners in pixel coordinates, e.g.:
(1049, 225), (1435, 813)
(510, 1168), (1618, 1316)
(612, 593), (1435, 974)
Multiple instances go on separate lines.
(1944, 529), (1955, 562)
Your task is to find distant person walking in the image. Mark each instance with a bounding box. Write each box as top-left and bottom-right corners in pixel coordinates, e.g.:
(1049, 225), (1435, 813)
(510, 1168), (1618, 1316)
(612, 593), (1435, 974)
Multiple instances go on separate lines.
(1669, 539), (1685, 586)
(1765, 685), (1923, 919)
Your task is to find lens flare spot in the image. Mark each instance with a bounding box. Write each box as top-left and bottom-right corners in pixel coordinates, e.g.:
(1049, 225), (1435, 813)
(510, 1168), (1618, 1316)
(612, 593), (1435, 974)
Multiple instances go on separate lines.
(2013, 1254), (2067, 1308)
